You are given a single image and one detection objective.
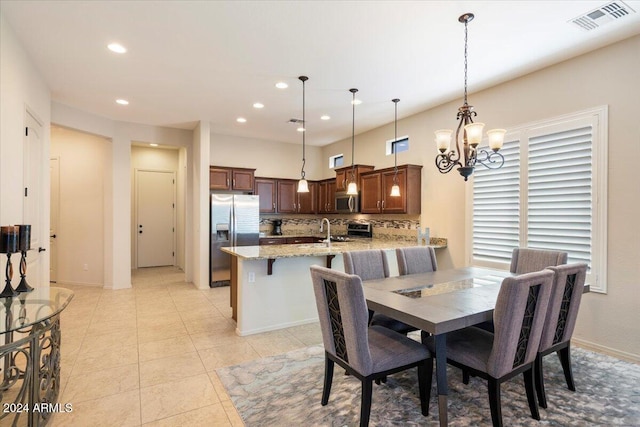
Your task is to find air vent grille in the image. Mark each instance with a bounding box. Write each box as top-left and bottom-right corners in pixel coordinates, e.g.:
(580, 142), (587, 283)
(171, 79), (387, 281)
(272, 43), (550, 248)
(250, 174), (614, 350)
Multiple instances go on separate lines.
(570, 1), (635, 31)
(288, 118), (303, 124)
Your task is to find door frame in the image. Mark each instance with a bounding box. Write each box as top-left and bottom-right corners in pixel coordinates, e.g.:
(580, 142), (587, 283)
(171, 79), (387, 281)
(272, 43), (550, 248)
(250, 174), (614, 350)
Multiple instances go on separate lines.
(133, 168), (177, 269)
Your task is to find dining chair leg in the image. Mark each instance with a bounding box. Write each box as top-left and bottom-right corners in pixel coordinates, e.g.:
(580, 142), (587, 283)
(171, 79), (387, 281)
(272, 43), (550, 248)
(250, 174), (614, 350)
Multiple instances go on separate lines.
(360, 378), (373, 427)
(534, 354), (548, 408)
(523, 367), (541, 420)
(558, 345), (576, 391)
(321, 356), (334, 406)
(487, 377), (503, 427)
(418, 359), (433, 416)
(462, 369), (470, 385)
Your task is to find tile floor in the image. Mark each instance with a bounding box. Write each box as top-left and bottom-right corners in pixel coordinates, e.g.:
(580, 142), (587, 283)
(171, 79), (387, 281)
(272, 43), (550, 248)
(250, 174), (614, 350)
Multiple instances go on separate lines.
(49, 266), (323, 426)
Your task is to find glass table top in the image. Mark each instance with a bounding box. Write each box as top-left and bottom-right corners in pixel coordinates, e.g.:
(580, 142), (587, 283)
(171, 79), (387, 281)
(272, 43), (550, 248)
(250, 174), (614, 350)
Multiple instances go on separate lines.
(0, 287), (74, 334)
(393, 275), (505, 299)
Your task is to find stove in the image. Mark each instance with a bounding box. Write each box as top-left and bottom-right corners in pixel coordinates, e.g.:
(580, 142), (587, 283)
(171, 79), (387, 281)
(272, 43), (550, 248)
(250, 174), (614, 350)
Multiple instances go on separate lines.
(330, 221), (372, 242)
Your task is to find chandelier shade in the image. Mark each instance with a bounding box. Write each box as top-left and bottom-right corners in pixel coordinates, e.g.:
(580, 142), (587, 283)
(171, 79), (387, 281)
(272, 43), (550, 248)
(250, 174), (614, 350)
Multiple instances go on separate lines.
(434, 13), (505, 181)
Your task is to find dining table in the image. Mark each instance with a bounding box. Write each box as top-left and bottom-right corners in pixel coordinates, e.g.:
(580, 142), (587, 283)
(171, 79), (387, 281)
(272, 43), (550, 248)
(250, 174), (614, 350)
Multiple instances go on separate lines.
(362, 266), (516, 426)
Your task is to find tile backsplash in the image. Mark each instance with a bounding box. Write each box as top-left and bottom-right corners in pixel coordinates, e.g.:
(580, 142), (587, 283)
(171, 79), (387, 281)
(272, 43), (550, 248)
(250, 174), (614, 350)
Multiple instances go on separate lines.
(260, 214), (423, 242)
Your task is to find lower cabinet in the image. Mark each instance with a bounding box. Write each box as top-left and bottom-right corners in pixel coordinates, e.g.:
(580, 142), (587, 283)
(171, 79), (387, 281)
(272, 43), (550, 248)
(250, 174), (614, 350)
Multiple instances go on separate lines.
(259, 236), (323, 245)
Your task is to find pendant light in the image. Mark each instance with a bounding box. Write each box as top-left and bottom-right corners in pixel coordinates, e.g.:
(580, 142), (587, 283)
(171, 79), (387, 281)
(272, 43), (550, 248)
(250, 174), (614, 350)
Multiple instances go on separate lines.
(390, 98), (401, 197)
(297, 76), (309, 193)
(346, 88), (359, 195)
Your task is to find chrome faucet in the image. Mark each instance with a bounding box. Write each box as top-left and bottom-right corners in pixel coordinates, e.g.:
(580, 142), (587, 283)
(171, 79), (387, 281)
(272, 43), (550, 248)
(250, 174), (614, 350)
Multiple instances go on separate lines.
(320, 218), (331, 246)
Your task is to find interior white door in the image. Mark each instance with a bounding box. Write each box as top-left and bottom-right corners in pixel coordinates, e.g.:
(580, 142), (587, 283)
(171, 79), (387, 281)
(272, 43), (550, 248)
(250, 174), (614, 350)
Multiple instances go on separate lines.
(23, 111), (44, 285)
(137, 170), (175, 268)
(49, 157), (59, 282)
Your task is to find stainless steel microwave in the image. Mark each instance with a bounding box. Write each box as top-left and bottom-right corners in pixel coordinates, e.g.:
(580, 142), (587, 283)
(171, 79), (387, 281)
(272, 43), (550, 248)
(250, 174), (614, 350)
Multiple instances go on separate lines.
(335, 192), (360, 213)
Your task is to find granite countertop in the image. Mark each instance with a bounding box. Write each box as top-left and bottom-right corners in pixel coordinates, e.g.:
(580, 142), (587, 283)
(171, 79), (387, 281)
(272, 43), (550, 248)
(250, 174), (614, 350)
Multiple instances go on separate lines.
(221, 239), (447, 260)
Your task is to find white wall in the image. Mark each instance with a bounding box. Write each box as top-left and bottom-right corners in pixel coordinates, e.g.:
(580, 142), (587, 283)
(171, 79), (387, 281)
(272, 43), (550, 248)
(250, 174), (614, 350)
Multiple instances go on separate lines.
(211, 133), (324, 180)
(50, 126), (109, 285)
(0, 12), (51, 285)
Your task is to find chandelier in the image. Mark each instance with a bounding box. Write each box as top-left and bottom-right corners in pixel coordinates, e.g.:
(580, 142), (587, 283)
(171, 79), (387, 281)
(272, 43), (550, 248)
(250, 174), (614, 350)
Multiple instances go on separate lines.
(435, 13), (505, 181)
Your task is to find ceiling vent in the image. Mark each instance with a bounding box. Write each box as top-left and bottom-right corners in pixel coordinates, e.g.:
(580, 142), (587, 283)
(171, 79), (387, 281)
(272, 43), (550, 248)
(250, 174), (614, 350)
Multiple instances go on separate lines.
(571, 1), (636, 31)
(288, 118), (303, 124)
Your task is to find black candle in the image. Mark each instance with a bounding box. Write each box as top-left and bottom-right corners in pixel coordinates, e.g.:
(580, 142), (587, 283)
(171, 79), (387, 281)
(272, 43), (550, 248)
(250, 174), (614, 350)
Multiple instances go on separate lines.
(0, 226), (19, 254)
(17, 225), (31, 251)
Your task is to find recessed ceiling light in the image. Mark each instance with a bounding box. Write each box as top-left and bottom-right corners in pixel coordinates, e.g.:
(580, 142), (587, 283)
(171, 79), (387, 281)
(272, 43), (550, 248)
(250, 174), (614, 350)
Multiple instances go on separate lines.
(150, 143), (158, 147)
(297, 127), (305, 132)
(320, 115), (330, 120)
(253, 102), (264, 109)
(116, 99), (129, 105)
(236, 117), (247, 123)
(107, 43), (127, 53)
(351, 99), (362, 105)
(275, 82), (288, 89)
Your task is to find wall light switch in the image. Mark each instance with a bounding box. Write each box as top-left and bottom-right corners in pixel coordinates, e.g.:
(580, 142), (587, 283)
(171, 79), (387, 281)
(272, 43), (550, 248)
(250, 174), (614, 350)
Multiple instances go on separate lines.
(248, 272), (255, 283)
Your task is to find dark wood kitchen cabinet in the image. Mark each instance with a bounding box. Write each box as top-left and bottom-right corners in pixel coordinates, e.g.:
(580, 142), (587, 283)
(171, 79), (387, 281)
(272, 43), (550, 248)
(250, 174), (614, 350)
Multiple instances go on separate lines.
(318, 179), (336, 213)
(256, 178), (317, 214)
(210, 166), (255, 192)
(277, 179), (317, 214)
(360, 164), (422, 214)
(334, 164), (374, 192)
(254, 178), (277, 213)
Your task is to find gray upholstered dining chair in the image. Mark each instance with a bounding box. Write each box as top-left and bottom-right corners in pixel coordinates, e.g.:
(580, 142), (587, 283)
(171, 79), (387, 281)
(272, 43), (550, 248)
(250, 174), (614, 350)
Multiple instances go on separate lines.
(535, 262), (587, 408)
(309, 265), (433, 427)
(425, 269), (554, 427)
(476, 247), (568, 334)
(343, 250), (416, 335)
(510, 247), (568, 274)
(396, 246), (438, 276)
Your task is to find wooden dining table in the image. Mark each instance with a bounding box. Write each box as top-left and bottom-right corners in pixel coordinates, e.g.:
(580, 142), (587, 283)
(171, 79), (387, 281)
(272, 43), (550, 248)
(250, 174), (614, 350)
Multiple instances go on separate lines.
(362, 266), (515, 426)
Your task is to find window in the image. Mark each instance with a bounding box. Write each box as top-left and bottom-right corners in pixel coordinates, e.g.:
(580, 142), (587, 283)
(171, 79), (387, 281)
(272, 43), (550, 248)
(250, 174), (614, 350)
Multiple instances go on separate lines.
(469, 106), (607, 292)
(329, 154), (344, 168)
(386, 136), (409, 155)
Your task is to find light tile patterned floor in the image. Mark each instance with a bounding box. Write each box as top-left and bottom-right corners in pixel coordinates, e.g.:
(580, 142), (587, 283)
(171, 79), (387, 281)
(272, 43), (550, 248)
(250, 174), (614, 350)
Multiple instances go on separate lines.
(50, 266), (323, 426)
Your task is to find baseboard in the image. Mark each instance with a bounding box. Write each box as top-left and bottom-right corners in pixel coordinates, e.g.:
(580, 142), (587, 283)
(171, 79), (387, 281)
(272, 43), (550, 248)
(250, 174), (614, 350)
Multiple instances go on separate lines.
(51, 280), (103, 287)
(236, 317), (319, 336)
(573, 337), (640, 364)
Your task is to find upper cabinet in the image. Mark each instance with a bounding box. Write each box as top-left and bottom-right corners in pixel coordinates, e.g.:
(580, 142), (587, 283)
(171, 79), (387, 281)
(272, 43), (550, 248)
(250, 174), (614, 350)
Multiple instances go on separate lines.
(318, 179), (337, 214)
(334, 165), (374, 192)
(360, 165), (422, 214)
(210, 166), (255, 192)
(254, 178), (277, 213)
(255, 178), (317, 214)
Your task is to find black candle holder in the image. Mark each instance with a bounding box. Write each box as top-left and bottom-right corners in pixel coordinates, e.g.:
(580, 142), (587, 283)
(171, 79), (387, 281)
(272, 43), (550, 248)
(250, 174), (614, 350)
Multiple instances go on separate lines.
(15, 251), (33, 293)
(1, 253), (19, 298)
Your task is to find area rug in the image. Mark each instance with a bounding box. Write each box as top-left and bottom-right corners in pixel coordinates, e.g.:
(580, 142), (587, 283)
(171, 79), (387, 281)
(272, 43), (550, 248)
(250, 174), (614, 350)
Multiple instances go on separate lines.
(217, 345), (640, 426)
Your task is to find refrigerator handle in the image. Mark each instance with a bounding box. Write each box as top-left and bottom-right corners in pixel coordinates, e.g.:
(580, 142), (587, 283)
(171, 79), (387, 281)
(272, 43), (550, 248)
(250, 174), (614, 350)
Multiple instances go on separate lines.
(230, 197), (236, 247)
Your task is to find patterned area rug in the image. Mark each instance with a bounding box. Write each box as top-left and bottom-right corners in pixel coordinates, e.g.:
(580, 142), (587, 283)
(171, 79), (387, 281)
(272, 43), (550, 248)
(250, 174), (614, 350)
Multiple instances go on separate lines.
(217, 345), (640, 426)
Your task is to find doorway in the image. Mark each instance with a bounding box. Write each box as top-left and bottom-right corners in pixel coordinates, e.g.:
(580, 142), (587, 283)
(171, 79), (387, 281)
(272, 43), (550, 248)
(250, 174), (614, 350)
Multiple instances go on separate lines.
(136, 169), (176, 268)
(49, 157), (60, 282)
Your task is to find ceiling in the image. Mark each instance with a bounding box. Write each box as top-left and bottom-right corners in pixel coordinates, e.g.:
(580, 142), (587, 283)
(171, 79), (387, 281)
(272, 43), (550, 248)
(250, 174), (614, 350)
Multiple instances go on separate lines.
(2, 1), (639, 146)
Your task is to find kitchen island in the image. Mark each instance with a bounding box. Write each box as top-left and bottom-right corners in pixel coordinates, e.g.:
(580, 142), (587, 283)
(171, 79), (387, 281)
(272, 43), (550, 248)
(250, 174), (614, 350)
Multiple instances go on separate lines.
(221, 238), (446, 335)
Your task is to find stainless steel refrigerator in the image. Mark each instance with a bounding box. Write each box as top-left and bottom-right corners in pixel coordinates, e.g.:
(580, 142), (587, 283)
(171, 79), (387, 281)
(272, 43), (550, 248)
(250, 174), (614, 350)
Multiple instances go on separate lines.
(210, 194), (259, 286)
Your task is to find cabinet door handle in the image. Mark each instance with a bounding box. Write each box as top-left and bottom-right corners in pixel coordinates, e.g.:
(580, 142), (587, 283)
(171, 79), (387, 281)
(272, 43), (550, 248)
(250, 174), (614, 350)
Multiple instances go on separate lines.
(273, 203), (276, 210)
(381, 200), (385, 211)
(233, 179), (236, 187)
(376, 200), (380, 209)
(226, 179), (229, 187)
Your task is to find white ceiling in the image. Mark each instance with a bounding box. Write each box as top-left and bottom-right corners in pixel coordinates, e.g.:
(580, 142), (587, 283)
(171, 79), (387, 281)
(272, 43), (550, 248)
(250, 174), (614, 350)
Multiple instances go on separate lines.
(2, 1), (639, 146)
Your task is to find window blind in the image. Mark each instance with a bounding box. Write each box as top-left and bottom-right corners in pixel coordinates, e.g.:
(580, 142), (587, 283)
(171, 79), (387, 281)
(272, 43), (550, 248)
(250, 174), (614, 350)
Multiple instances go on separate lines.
(527, 126), (593, 267)
(472, 140), (520, 264)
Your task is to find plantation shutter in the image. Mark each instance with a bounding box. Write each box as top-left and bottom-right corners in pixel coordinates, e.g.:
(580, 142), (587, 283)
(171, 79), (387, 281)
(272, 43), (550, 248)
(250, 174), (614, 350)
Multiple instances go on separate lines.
(472, 139), (521, 264)
(527, 123), (593, 267)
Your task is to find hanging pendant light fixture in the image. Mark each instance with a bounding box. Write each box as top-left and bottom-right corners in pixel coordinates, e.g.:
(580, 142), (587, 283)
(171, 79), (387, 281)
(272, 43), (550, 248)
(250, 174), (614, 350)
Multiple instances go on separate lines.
(297, 76), (309, 193)
(390, 98), (401, 197)
(346, 88), (359, 196)
(434, 13), (506, 181)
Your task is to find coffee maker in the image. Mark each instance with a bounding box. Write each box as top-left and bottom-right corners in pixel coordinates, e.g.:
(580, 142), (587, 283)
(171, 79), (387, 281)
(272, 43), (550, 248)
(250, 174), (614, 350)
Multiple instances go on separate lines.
(271, 219), (282, 235)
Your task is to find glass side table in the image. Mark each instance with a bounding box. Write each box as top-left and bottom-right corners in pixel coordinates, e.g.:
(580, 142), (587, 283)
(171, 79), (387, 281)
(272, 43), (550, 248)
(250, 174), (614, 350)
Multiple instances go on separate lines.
(0, 287), (74, 426)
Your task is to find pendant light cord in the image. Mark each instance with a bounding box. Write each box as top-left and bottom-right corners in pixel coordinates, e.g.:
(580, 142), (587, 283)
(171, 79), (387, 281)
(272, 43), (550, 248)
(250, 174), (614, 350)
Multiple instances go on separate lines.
(463, 17), (469, 106)
(392, 98), (399, 184)
(350, 88), (358, 183)
(299, 76), (308, 179)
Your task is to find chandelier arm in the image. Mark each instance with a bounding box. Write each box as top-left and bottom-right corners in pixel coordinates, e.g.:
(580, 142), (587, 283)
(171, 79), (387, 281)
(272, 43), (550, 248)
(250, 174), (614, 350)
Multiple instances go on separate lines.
(435, 152), (460, 174)
(476, 149), (505, 170)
